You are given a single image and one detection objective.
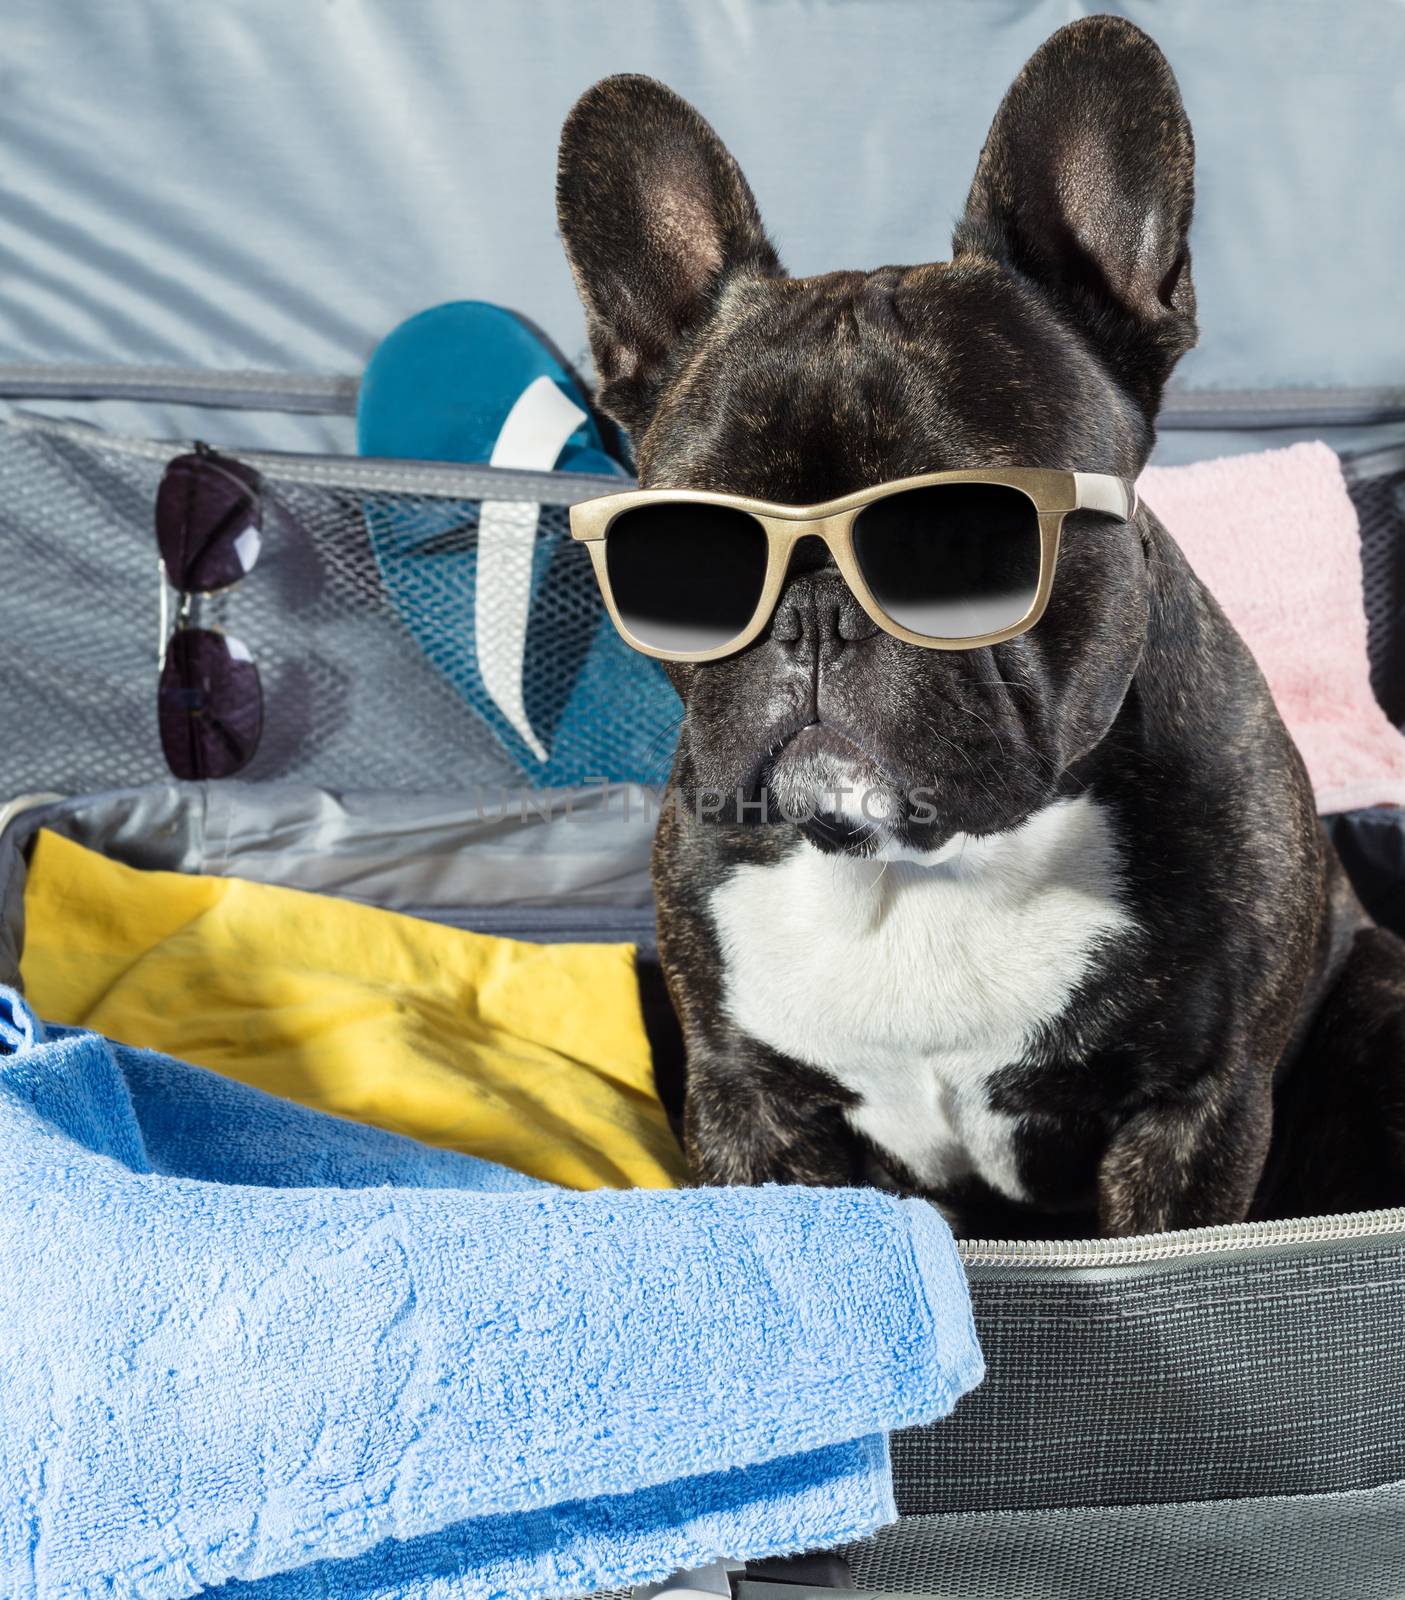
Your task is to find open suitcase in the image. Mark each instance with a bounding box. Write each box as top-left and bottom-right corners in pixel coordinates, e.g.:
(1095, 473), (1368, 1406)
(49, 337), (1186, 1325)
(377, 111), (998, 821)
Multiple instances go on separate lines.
(6, 1), (1405, 1592)
(2, 366), (1405, 1598)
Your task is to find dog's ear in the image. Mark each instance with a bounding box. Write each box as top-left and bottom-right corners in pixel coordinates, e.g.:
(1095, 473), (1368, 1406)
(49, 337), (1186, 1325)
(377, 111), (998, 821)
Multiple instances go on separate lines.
(557, 75), (782, 436)
(955, 16), (1196, 419)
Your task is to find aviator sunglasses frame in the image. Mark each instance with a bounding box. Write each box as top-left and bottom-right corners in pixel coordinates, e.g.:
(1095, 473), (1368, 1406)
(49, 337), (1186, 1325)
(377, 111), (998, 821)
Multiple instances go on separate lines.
(155, 443), (267, 780)
(569, 467), (1138, 662)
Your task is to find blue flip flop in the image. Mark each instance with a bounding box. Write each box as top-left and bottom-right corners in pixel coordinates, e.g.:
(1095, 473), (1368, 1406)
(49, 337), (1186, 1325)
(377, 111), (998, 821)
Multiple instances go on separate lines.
(357, 301), (680, 786)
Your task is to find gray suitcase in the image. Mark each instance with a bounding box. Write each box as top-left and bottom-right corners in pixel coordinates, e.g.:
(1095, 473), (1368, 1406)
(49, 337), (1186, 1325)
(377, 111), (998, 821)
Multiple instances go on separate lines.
(2, 371), (1405, 1598)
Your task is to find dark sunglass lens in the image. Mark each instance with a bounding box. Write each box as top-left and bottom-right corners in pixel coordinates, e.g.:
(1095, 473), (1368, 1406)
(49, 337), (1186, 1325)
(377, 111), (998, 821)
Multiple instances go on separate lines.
(853, 483), (1042, 639)
(604, 503), (769, 654)
(158, 629), (263, 780)
(157, 450), (263, 592)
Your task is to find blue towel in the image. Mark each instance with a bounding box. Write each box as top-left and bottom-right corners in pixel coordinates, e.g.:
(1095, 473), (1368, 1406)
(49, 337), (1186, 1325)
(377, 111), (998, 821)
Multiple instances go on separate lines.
(0, 988), (983, 1600)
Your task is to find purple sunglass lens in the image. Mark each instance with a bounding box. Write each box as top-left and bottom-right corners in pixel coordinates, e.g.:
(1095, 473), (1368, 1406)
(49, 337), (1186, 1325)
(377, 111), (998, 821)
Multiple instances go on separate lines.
(156, 449), (263, 593)
(158, 628), (263, 781)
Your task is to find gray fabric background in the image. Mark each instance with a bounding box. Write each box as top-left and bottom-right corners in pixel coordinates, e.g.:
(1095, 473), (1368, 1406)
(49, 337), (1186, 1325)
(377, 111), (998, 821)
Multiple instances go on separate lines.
(2, 0), (1402, 440)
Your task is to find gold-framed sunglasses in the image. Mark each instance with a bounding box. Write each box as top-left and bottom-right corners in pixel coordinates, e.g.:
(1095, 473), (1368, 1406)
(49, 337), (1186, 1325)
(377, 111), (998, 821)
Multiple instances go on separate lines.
(569, 467), (1137, 662)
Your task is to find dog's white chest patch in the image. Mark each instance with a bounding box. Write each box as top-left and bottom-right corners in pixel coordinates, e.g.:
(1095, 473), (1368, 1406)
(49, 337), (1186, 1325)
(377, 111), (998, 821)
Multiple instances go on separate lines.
(709, 795), (1133, 1196)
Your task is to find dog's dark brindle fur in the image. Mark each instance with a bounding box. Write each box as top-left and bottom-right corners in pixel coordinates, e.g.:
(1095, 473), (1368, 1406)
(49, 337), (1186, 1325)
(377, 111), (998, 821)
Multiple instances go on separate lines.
(556, 17), (1405, 1236)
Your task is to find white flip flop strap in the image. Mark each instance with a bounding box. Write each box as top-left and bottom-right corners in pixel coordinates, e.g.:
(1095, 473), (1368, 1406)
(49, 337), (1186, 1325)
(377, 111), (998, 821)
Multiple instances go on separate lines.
(475, 374), (589, 762)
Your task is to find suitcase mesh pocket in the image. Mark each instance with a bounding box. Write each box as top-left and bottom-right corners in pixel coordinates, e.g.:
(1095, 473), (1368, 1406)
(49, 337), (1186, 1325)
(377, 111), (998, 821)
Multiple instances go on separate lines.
(1353, 453), (1405, 726)
(0, 423), (682, 796)
(3, 419), (1398, 801)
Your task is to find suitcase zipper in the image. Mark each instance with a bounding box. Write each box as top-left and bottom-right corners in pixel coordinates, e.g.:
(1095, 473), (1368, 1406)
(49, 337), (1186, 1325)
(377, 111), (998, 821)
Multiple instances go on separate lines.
(4, 363), (1405, 430)
(0, 363), (361, 414)
(6, 411), (620, 503)
(958, 1205), (1405, 1269)
(2, 363), (1405, 432)
(17, 405), (1405, 509)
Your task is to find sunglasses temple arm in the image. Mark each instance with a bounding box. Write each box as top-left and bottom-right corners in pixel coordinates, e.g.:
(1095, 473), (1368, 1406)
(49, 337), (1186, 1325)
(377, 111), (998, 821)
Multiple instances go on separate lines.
(1072, 472), (1138, 520)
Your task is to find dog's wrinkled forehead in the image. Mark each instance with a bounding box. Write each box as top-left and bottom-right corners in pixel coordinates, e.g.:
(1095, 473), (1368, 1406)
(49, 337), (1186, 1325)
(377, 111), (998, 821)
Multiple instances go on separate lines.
(638, 261), (1141, 497)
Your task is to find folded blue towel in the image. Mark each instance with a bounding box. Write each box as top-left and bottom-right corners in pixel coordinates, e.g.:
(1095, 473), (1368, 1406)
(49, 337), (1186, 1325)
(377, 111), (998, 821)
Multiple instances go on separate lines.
(0, 988), (983, 1600)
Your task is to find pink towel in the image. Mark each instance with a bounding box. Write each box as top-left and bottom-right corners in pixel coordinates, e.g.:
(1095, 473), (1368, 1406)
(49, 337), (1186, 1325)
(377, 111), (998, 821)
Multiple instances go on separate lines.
(1138, 441), (1405, 813)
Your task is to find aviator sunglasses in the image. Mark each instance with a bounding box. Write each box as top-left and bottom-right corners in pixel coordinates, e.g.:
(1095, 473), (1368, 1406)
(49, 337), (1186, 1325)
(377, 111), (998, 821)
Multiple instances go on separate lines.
(570, 468), (1137, 661)
(156, 443), (266, 780)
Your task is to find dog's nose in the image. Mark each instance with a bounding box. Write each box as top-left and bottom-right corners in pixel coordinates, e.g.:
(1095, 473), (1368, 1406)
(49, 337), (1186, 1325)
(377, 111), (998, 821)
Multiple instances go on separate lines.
(771, 565), (880, 662)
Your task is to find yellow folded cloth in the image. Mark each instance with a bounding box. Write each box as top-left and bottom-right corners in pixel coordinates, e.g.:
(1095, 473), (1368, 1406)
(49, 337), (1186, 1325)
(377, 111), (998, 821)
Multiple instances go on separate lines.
(20, 829), (686, 1190)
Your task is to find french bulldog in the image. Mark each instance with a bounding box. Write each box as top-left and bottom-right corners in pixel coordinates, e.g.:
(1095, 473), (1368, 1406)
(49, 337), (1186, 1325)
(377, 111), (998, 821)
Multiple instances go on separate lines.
(555, 16), (1405, 1236)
